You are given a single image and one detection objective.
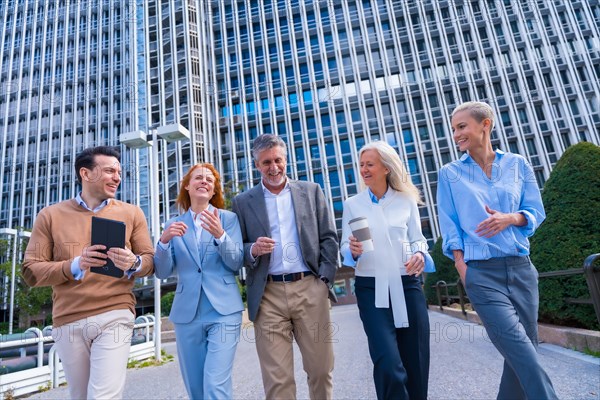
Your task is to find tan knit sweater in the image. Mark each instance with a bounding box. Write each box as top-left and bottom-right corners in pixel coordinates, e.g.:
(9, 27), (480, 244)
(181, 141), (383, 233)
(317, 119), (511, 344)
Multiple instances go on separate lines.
(22, 199), (154, 327)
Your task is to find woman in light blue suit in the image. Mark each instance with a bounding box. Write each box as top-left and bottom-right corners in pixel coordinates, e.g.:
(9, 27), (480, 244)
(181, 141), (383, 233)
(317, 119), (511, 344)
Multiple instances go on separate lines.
(154, 163), (244, 400)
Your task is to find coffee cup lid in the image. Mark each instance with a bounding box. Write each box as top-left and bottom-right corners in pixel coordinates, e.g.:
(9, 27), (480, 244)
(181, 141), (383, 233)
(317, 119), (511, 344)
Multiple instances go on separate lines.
(348, 216), (367, 225)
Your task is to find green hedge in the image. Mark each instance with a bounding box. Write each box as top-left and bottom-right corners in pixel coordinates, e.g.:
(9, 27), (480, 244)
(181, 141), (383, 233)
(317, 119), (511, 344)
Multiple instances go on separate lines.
(530, 142), (600, 330)
(237, 277), (247, 305)
(160, 291), (175, 317)
(423, 237), (459, 306)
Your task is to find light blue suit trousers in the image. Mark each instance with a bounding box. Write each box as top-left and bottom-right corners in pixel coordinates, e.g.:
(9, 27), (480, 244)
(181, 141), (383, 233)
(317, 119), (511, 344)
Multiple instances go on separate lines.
(154, 207), (244, 399)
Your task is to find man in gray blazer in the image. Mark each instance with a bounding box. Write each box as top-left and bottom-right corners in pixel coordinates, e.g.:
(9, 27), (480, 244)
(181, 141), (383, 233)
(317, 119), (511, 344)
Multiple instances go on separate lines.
(231, 134), (338, 400)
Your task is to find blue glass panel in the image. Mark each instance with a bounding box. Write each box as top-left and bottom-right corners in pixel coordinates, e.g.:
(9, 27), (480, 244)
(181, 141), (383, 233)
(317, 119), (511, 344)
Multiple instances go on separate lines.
(303, 90), (312, 104)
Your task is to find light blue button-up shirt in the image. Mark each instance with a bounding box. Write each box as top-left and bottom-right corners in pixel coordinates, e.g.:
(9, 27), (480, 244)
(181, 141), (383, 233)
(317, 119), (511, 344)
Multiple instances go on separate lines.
(436, 150), (545, 262)
(70, 193), (111, 279)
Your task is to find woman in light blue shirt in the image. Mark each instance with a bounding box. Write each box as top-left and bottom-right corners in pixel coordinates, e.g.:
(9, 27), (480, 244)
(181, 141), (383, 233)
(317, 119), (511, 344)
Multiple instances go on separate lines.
(437, 101), (557, 399)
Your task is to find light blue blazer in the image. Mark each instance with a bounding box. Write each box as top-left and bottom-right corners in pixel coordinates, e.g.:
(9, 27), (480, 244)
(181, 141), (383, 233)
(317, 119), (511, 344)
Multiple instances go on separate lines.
(154, 207), (244, 324)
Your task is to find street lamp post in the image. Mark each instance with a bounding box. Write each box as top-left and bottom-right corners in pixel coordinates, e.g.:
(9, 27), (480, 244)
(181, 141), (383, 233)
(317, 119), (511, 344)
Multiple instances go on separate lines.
(0, 227), (31, 334)
(119, 123), (190, 361)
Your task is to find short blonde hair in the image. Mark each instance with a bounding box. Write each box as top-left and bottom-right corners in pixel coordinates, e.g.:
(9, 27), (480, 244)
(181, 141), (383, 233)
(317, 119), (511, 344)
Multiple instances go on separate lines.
(452, 101), (495, 133)
(358, 141), (422, 204)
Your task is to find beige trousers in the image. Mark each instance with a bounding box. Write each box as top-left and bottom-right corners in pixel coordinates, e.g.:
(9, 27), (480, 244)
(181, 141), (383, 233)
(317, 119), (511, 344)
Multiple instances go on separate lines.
(254, 275), (334, 400)
(52, 309), (134, 400)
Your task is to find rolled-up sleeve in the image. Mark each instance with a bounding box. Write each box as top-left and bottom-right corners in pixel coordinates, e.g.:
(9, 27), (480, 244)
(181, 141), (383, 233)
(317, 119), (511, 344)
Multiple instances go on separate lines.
(516, 159), (546, 237)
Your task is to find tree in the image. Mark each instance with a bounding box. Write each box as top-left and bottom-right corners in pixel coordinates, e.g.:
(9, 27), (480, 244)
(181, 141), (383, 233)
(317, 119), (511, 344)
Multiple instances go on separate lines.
(222, 180), (245, 211)
(160, 291), (175, 317)
(222, 180), (247, 302)
(423, 237), (458, 306)
(0, 236), (53, 332)
(0, 261), (52, 332)
(530, 142), (600, 330)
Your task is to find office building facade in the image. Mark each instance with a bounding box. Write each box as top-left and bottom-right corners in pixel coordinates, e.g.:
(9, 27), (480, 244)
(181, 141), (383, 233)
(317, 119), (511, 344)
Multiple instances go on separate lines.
(204, 0), (600, 239)
(1, 0), (600, 309)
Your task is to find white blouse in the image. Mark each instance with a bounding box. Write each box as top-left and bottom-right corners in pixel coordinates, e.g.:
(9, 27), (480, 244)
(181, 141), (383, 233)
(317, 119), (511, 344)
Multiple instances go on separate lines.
(340, 188), (432, 327)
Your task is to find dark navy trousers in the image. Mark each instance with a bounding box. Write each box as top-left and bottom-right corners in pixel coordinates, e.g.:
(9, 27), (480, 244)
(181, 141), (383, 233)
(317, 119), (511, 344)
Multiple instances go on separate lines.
(355, 275), (430, 400)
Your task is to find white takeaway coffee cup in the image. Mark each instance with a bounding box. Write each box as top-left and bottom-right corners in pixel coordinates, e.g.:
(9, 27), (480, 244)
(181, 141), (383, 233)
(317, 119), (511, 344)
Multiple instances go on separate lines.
(348, 216), (374, 253)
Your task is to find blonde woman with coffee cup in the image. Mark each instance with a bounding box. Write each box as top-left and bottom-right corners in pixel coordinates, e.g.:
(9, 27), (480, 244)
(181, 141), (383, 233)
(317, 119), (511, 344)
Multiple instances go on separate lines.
(340, 141), (434, 400)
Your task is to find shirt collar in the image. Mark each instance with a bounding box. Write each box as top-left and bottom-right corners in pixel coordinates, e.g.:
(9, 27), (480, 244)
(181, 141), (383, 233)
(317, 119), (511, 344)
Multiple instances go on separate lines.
(261, 177), (290, 196)
(75, 192), (111, 211)
(190, 204), (212, 222)
(460, 149), (505, 162)
(367, 186), (391, 204)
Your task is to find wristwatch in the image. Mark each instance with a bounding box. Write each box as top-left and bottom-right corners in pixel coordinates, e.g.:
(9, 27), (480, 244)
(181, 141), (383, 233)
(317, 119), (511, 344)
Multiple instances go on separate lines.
(129, 255), (142, 272)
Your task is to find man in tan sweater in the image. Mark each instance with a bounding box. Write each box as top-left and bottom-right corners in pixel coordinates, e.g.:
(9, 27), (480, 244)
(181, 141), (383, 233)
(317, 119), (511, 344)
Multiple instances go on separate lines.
(23, 146), (154, 399)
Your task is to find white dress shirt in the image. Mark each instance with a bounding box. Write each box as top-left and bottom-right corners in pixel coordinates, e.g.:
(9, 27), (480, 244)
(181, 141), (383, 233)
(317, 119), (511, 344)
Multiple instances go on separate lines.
(262, 180), (310, 275)
(157, 206), (227, 251)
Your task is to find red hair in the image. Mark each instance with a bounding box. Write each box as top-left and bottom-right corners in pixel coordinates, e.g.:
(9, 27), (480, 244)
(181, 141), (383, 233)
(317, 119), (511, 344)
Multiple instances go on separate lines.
(176, 163), (225, 211)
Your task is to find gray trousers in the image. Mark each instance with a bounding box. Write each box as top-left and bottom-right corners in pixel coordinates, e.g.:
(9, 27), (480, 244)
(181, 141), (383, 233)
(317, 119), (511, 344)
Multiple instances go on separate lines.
(466, 256), (557, 400)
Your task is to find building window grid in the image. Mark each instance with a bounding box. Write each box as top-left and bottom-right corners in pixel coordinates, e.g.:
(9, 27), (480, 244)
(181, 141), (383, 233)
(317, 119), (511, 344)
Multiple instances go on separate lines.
(210, 1), (599, 236)
(1, 2), (599, 240)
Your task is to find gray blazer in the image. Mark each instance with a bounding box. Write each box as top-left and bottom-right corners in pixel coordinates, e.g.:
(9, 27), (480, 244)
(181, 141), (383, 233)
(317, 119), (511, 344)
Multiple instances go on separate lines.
(231, 180), (339, 321)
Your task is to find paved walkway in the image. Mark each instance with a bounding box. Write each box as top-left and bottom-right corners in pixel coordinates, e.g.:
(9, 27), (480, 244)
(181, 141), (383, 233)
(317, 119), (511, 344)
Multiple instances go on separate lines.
(28, 305), (599, 399)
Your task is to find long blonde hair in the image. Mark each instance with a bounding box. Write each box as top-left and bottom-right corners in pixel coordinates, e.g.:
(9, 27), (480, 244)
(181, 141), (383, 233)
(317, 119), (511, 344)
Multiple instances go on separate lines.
(358, 141), (422, 204)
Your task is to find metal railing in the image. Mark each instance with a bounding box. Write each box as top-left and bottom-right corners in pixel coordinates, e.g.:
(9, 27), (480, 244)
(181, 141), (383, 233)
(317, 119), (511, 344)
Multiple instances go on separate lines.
(583, 253), (600, 325)
(536, 253), (600, 325)
(0, 316), (157, 398)
(432, 279), (469, 317)
(431, 254), (600, 325)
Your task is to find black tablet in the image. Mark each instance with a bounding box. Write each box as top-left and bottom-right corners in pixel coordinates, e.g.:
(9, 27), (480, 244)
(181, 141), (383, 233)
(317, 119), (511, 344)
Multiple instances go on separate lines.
(90, 216), (126, 278)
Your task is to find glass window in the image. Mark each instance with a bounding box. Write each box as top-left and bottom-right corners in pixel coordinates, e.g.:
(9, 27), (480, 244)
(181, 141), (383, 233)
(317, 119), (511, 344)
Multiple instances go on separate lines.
(314, 61), (323, 79)
(321, 113), (331, 128)
(303, 90), (312, 104)
(277, 121), (286, 135)
(274, 95), (284, 109)
(413, 97), (423, 111)
(325, 142), (336, 158)
(337, 111), (347, 134)
(403, 129), (414, 145)
(288, 93), (298, 107)
(366, 106), (376, 120)
(517, 108), (528, 123)
(333, 281), (347, 297)
(261, 98), (270, 111)
(313, 172), (324, 188)
(569, 100), (580, 115)
(286, 66), (295, 86)
(247, 101), (256, 115)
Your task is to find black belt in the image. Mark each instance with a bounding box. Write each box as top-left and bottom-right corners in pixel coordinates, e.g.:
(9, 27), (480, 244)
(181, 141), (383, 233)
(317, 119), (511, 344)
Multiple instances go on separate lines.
(267, 271), (314, 283)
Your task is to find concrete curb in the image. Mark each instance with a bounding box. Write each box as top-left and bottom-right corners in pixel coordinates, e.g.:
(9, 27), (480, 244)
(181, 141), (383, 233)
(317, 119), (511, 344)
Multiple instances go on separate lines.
(428, 305), (600, 353)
